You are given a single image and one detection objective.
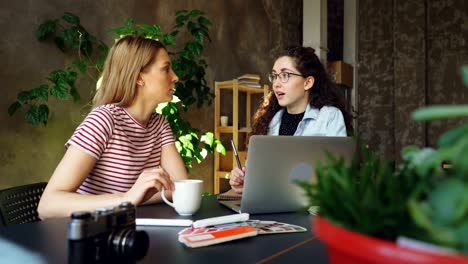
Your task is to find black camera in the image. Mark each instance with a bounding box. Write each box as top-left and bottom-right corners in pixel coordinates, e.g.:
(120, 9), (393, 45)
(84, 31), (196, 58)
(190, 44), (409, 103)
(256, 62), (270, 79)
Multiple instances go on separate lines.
(68, 202), (149, 264)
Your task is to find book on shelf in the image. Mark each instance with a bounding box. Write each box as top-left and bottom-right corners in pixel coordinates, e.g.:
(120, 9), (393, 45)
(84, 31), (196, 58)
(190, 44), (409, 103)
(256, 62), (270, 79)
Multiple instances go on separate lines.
(238, 81), (262, 88)
(237, 73), (261, 81)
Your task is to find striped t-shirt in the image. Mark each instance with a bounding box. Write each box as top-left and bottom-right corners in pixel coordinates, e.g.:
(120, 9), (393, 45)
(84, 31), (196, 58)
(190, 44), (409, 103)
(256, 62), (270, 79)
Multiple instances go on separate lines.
(66, 104), (175, 195)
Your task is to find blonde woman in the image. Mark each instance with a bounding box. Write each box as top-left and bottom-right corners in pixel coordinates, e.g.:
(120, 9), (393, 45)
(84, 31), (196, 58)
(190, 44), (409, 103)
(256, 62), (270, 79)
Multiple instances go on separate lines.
(38, 35), (188, 219)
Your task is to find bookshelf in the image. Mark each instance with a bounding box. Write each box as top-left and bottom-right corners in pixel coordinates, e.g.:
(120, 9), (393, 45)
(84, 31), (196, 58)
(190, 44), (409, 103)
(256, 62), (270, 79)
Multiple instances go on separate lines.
(213, 79), (269, 194)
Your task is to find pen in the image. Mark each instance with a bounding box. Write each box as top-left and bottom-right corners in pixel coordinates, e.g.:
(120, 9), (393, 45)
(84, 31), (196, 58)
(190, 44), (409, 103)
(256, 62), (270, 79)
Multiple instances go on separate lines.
(230, 140), (242, 169)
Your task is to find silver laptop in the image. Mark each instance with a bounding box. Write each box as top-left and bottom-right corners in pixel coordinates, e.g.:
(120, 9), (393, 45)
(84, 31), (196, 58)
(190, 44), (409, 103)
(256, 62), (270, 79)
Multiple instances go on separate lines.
(218, 135), (356, 214)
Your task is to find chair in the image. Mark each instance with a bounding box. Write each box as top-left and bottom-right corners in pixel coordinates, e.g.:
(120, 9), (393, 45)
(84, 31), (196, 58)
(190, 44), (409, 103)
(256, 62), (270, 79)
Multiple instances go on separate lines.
(0, 182), (47, 226)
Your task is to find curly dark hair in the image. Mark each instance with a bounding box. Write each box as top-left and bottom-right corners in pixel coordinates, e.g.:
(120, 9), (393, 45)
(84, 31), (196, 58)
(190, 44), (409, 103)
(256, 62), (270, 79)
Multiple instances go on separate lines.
(252, 46), (354, 135)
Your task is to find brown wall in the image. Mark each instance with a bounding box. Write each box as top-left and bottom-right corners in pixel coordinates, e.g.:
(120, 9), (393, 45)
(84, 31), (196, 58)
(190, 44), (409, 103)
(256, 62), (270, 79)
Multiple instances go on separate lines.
(358, 0), (468, 162)
(0, 1), (302, 192)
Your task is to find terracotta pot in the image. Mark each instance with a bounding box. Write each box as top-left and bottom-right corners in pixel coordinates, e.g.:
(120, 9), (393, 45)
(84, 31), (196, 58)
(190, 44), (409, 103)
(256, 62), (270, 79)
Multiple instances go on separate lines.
(314, 216), (468, 264)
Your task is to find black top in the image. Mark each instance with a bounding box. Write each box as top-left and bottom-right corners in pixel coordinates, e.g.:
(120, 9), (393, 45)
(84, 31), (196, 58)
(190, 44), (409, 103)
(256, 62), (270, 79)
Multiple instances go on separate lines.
(279, 111), (305, 135)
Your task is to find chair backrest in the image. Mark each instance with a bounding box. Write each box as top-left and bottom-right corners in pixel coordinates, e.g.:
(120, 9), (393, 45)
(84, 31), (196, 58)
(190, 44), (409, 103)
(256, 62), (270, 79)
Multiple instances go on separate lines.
(0, 182), (47, 226)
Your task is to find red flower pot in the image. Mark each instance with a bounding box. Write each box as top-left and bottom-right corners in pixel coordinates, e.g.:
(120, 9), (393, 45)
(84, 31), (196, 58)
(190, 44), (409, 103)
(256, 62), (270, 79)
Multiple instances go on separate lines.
(314, 216), (468, 264)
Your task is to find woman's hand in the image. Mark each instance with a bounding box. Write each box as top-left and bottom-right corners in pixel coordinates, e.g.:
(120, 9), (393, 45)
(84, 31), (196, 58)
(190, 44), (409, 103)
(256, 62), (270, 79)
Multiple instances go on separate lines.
(229, 166), (246, 194)
(122, 167), (175, 205)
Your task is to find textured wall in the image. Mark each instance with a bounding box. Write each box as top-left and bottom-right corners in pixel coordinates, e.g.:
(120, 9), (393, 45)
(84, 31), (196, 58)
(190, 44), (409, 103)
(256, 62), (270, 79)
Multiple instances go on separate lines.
(358, 0), (396, 158)
(358, 0), (468, 161)
(0, 0), (302, 192)
(427, 0), (468, 145)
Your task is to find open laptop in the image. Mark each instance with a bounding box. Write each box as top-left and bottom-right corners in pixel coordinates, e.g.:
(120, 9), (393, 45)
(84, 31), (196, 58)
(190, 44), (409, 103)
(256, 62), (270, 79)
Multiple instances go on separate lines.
(218, 135), (356, 214)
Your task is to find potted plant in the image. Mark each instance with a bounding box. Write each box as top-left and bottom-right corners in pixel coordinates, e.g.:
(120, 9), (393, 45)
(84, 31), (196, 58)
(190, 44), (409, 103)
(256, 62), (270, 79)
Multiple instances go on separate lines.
(297, 66), (468, 264)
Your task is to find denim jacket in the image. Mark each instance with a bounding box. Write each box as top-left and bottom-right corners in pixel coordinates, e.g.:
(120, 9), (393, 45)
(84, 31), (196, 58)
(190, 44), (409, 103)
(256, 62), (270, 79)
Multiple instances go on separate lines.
(267, 105), (347, 136)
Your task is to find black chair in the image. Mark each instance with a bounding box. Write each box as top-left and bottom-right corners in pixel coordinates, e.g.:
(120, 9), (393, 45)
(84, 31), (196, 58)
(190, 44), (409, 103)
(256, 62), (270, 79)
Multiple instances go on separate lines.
(0, 182), (47, 226)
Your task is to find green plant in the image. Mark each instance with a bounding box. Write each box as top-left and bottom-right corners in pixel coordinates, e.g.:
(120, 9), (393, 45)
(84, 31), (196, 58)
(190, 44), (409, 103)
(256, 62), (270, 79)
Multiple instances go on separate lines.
(297, 65), (468, 254)
(404, 65), (468, 253)
(296, 146), (424, 241)
(8, 10), (225, 168)
(7, 12), (107, 125)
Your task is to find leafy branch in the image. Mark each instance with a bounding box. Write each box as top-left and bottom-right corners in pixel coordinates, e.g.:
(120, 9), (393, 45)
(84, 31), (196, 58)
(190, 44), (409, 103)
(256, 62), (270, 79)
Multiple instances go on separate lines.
(8, 10), (225, 169)
(8, 12), (108, 125)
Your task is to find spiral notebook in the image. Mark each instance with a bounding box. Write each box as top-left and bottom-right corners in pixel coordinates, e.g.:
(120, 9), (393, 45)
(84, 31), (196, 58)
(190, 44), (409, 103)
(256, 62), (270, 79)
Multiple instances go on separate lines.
(217, 189), (242, 201)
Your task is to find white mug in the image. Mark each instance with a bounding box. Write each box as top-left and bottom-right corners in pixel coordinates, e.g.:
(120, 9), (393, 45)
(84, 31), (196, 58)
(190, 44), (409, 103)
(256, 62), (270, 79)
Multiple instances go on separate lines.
(161, 179), (203, 216)
(220, 116), (229, 126)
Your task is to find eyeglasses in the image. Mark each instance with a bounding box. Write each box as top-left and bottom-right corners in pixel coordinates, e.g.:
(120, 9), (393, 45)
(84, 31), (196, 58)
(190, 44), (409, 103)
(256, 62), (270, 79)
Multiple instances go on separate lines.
(268, 72), (305, 83)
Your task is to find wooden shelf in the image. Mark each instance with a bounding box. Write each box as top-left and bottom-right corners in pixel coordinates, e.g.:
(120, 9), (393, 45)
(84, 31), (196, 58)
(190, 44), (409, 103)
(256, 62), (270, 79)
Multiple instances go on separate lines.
(215, 170), (232, 180)
(216, 80), (267, 94)
(213, 79), (269, 194)
(217, 126), (253, 133)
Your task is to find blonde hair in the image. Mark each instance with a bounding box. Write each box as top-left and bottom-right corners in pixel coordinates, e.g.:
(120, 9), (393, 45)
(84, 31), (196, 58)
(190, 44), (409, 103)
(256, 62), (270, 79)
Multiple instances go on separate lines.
(92, 35), (166, 108)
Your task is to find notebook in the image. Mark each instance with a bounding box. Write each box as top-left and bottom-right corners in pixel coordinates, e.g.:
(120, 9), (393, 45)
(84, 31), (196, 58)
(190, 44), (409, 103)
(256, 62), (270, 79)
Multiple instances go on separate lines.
(218, 135), (356, 214)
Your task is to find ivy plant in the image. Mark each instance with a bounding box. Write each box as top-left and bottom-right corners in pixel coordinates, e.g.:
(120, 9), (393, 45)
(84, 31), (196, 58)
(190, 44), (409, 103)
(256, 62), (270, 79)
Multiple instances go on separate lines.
(8, 10), (225, 168)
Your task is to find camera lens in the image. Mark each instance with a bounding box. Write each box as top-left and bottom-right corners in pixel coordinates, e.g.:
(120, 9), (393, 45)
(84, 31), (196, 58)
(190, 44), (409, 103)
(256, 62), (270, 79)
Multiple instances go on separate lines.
(108, 229), (149, 261)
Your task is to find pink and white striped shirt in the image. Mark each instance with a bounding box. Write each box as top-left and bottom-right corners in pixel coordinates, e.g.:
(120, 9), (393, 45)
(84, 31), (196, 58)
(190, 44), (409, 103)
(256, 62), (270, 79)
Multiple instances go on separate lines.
(66, 104), (175, 195)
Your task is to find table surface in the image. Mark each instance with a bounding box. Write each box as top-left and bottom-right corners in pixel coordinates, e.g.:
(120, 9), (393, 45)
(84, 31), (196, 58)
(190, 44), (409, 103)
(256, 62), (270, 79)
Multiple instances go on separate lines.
(0, 196), (329, 263)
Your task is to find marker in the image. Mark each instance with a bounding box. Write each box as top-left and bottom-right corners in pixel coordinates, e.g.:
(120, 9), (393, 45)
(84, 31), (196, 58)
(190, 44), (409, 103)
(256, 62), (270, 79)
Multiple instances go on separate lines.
(230, 140), (242, 169)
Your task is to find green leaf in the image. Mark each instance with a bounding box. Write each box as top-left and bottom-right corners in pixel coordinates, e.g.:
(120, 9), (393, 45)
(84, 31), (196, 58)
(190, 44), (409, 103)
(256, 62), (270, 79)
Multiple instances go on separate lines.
(451, 136), (468, 173)
(31, 84), (49, 101)
(163, 34), (176, 46)
(412, 105), (468, 121)
(192, 29), (205, 43)
(200, 132), (214, 146)
(187, 21), (196, 31)
(60, 28), (78, 49)
(36, 19), (58, 40)
(176, 15), (189, 27)
(198, 16), (212, 27)
(62, 12), (80, 25)
(428, 179), (465, 225)
(25, 105), (40, 126)
(37, 104), (49, 125)
(189, 10), (203, 18)
(175, 10), (189, 16)
(48, 70), (67, 83)
(67, 70), (78, 85)
(17, 91), (32, 104)
(8, 101), (21, 116)
(437, 124), (468, 148)
(54, 36), (65, 51)
(186, 42), (202, 56)
(215, 140), (226, 155)
(50, 82), (69, 100)
(69, 85), (80, 102)
(137, 24), (161, 36)
(126, 18), (134, 27)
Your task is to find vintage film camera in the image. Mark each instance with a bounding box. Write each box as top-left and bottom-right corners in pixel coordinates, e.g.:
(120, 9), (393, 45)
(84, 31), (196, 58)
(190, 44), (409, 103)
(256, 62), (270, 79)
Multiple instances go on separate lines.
(68, 202), (149, 264)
